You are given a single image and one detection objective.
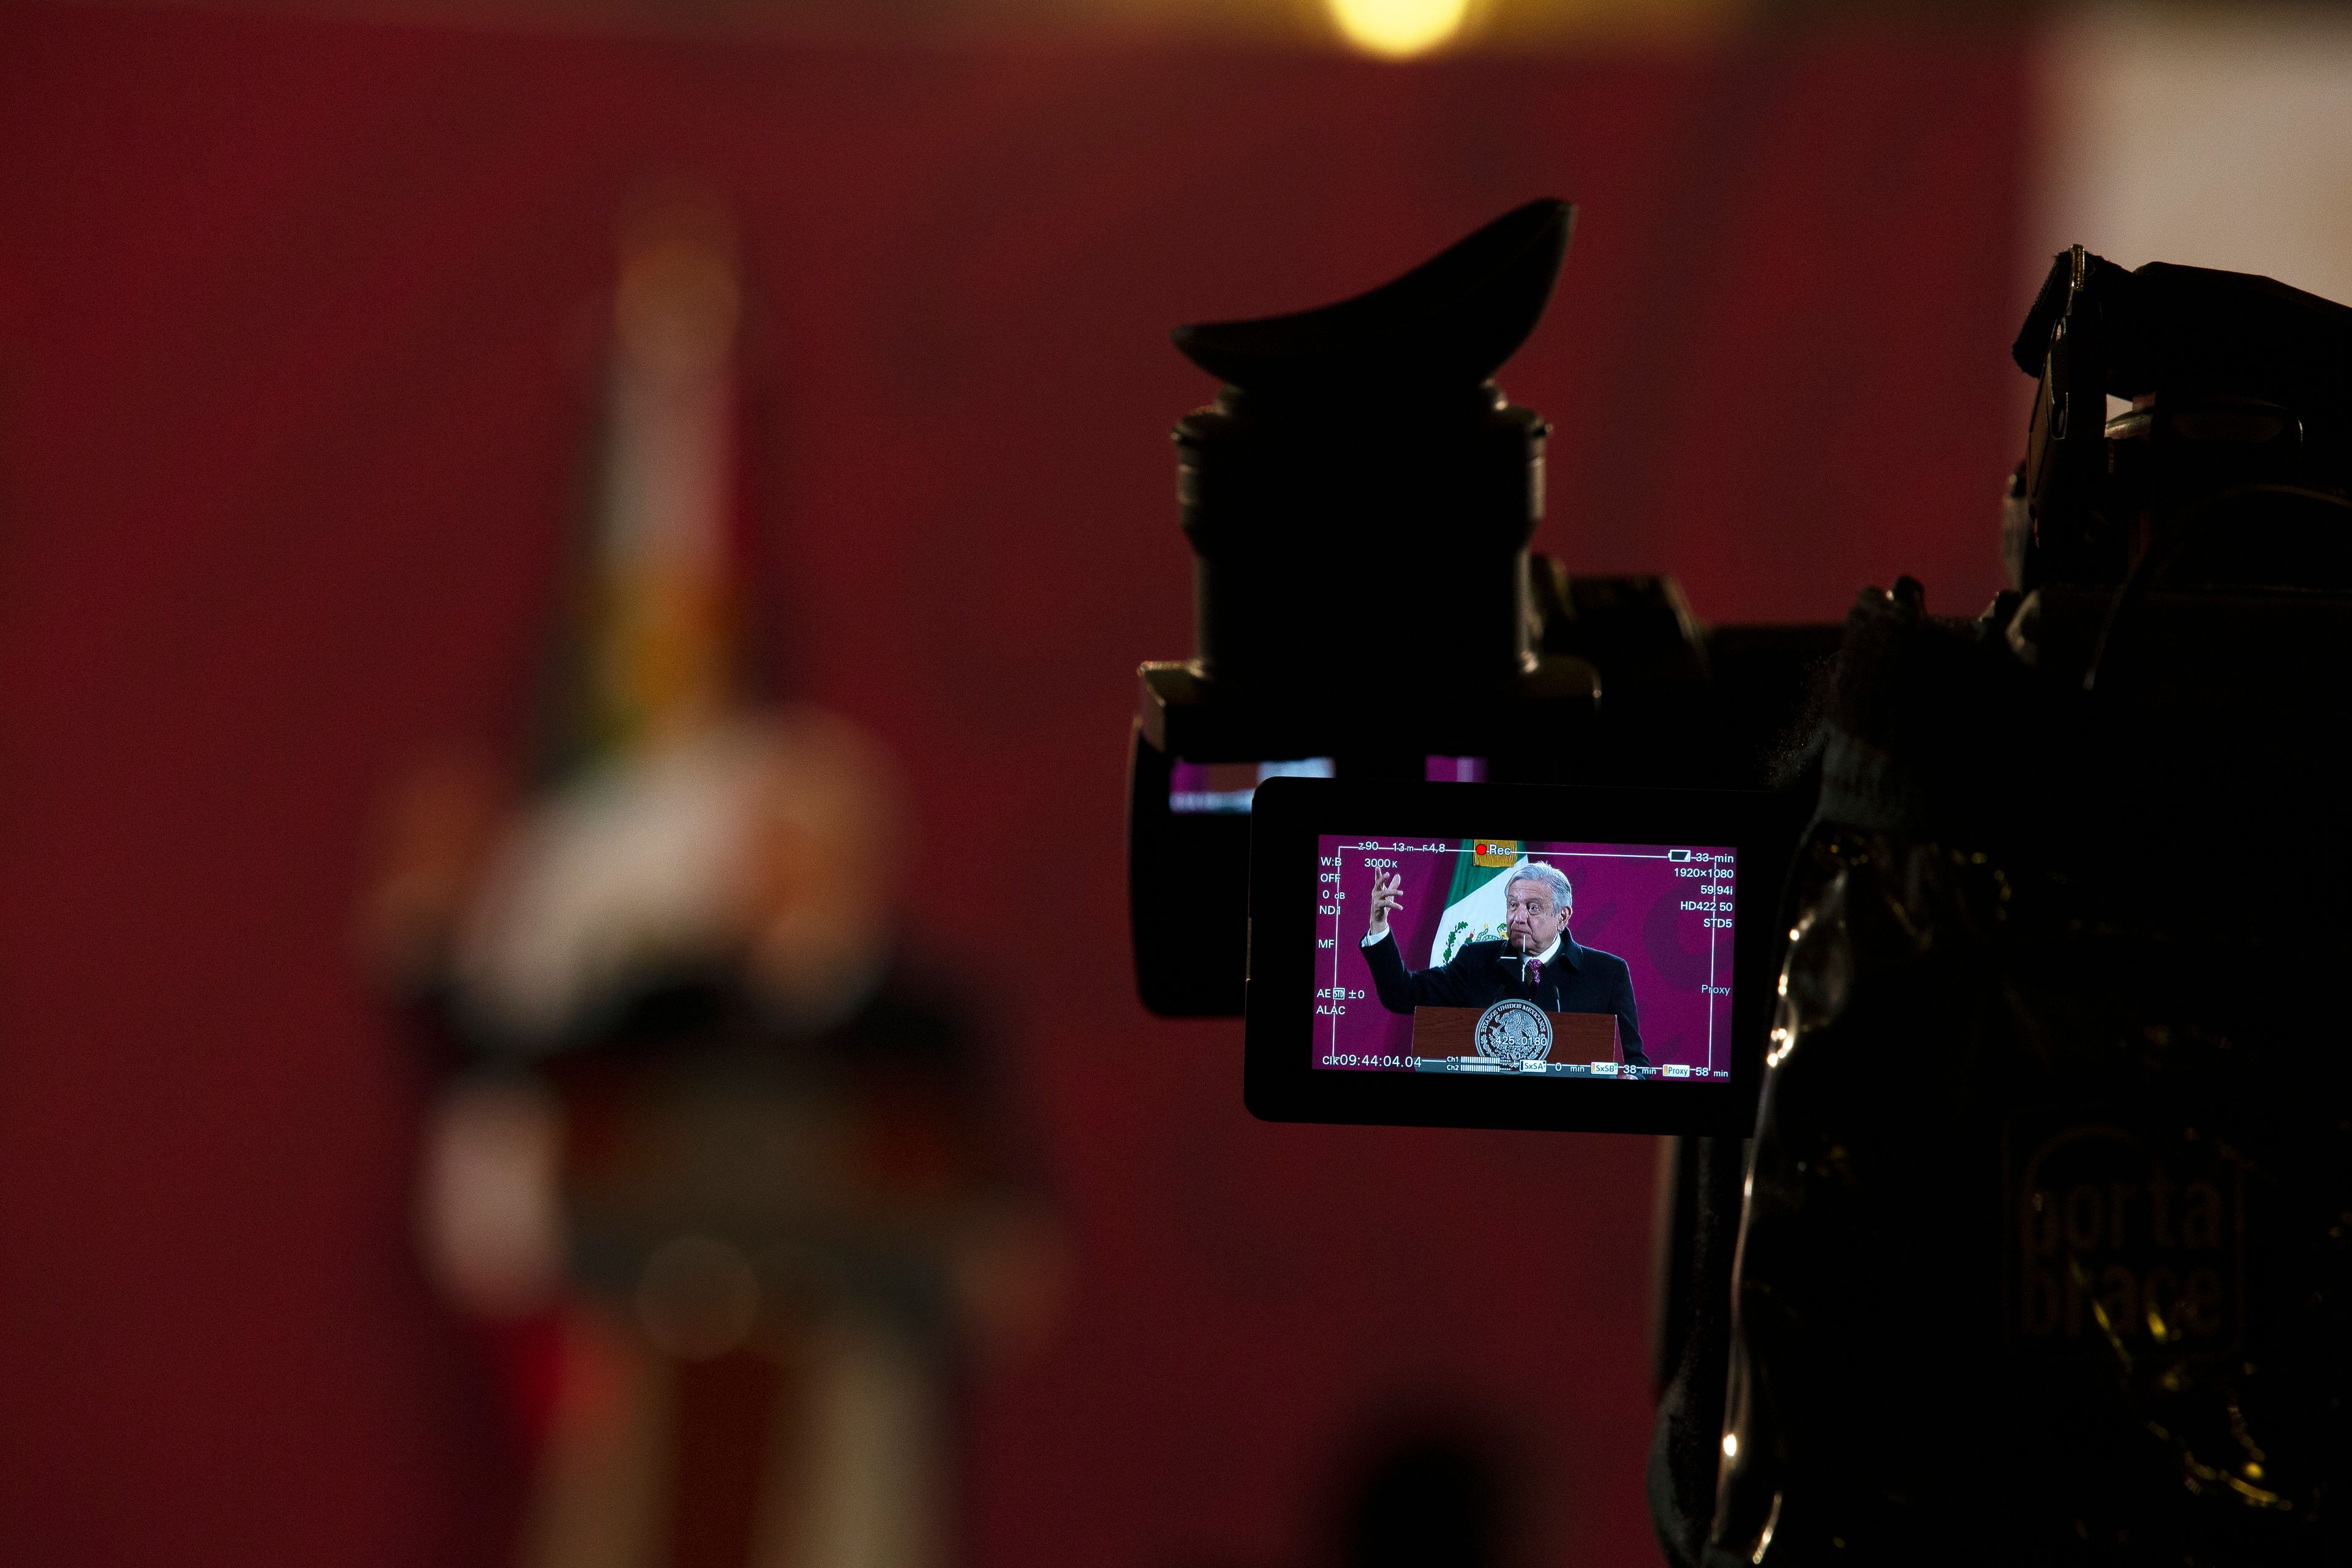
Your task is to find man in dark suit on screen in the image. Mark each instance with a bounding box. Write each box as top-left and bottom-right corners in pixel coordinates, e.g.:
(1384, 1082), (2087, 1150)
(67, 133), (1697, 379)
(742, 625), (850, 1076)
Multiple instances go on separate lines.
(1360, 860), (1648, 1068)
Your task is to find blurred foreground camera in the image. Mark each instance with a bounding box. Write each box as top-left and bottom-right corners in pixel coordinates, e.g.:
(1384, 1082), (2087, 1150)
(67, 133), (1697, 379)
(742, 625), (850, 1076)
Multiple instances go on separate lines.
(1679, 249), (2352, 1566)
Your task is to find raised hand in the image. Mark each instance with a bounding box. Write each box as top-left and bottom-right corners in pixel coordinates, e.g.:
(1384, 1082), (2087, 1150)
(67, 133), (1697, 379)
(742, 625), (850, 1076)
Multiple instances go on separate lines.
(1366, 869), (1403, 940)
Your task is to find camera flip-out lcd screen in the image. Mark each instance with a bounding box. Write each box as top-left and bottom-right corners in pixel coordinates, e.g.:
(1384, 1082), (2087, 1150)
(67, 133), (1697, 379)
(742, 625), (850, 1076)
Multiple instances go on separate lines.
(1313, 835), (1735, 1083)
(1246, 779), (1784, 1134)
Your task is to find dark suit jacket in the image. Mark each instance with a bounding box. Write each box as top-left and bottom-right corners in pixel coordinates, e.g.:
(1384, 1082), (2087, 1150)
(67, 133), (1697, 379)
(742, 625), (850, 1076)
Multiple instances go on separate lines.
(1362, 931), (1648, 1066)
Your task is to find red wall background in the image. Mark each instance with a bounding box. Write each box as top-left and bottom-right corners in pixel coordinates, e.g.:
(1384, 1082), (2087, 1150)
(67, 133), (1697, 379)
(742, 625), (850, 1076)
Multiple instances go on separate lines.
(0, 7), (2026, 1564)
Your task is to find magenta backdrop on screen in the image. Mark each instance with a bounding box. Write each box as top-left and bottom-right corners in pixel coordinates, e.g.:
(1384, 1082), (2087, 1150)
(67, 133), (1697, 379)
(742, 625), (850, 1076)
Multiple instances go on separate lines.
(1314, 836), (1736, 1074)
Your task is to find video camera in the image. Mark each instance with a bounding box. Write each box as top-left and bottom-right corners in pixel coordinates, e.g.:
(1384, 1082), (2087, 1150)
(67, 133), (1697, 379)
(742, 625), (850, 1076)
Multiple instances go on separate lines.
(1124, 200), (1834, 1114)
(1128, 203), (2352, 1563)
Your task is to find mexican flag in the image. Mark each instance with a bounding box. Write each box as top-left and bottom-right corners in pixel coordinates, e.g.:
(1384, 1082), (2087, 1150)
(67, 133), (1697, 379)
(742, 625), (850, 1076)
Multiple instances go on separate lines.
(1429, 840), (1526, 967)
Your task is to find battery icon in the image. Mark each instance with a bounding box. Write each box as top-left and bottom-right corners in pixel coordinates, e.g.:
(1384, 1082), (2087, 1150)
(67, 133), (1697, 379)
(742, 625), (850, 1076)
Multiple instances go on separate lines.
(1668, 848), (1694, 863)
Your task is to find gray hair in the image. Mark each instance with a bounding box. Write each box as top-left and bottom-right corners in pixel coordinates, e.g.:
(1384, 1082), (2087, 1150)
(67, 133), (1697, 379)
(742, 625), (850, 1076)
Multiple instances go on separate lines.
(1506, 861), (1572, 914)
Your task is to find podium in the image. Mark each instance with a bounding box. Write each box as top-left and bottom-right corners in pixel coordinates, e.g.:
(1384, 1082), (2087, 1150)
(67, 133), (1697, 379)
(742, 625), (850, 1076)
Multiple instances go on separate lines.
(1411, 1006), (1623, 1069)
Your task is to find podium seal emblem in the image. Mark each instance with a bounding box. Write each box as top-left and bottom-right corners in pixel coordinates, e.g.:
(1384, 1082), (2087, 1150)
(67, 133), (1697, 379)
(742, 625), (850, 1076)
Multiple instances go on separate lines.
(1473, 998), (1552, 1068)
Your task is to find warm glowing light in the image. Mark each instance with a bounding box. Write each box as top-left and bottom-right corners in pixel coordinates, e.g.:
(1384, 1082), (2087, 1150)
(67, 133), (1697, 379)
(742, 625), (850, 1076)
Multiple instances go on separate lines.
(1722, 1433), (1740, 1458)
(1327, 0), (1471, 58)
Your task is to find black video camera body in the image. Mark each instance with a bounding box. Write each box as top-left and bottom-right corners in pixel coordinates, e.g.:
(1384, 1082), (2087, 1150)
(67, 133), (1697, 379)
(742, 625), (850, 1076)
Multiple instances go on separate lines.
(1128, 206), (2352, 1564)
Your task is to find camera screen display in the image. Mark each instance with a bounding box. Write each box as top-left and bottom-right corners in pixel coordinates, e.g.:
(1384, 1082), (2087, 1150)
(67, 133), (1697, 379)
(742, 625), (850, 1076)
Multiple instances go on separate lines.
(1312, 834), (1736, 1084)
